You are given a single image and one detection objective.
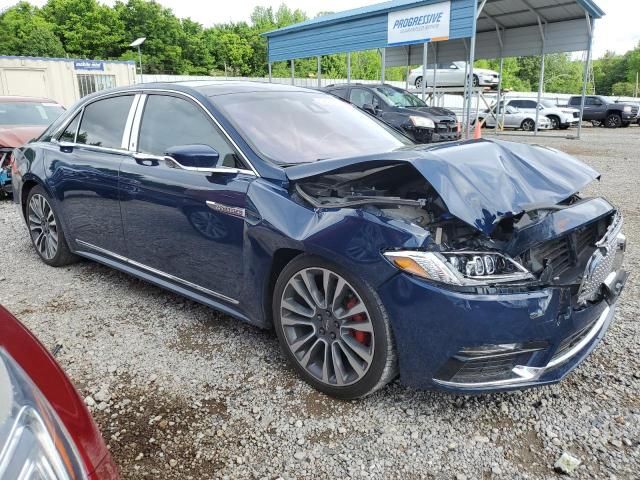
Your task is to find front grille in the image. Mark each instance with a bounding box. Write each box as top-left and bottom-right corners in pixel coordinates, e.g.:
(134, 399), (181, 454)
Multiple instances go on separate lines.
(436, 120), (456, 133)
(528, 221), (600, 277)
(449, 357), (517, 383)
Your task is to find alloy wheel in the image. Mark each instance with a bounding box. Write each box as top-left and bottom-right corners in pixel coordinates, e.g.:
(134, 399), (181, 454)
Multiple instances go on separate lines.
(28, 194), (58, 260)
(606, 114), (621, 128)
(415, 77), (423, 89)
(279, 268), (374, 387)
(548, 116), (560, 129)
(522, 119), (535, 131)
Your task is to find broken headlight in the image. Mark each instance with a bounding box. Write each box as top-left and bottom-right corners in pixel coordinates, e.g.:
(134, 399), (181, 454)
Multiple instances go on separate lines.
(384, 250), (534, 286)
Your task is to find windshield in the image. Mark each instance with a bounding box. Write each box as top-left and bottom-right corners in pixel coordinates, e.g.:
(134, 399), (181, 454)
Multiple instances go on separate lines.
(212, 91), (412, 165)
(0, 102), (64, 126)
(373, 86), (426, 108)
(540, 99), (557, 108)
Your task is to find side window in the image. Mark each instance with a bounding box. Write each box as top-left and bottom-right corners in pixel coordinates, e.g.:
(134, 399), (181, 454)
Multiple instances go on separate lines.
(59, 112), (81, 143)
(508, 100), (521, 108)
(522, 100), (538, 109)
(328, 88), (348, 100)
(137, 95), (240, 168)
(76, 96), (133, 148)
(349, 89), (374, 108)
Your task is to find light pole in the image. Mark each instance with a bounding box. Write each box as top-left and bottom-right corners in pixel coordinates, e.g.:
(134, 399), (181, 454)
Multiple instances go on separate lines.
(129, 37), (146, 83)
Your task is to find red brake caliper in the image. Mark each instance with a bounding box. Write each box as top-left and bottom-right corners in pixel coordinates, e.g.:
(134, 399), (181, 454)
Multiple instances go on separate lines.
(345, 296), (369, 345)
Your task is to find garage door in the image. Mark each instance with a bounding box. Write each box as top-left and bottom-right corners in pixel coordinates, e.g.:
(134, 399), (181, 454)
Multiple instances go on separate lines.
(2, 69), (48, 98)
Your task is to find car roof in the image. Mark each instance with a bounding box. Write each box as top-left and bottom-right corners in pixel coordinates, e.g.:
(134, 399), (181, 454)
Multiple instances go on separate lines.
(0, 95), (59, 103)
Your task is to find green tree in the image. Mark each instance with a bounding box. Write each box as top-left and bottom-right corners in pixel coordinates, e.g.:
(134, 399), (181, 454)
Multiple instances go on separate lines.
(42, 0), (125, 59)
(0, 2), (65, 57)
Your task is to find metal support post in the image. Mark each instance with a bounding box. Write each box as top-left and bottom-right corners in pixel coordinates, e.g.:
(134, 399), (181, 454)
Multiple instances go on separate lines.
(381, 48), (386, 83)
(535, 19), (546, 136)
(421, 42), (428, 101)
(317, 56), (321, 88)
(347, 52), (351, 84)
(578, 13), (594, 140)
(291, 59), (295, 85)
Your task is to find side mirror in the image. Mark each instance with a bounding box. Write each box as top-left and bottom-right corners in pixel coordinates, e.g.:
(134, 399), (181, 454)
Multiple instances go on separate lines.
(165, 144), (219, 169)
(362, 103), (378, 115)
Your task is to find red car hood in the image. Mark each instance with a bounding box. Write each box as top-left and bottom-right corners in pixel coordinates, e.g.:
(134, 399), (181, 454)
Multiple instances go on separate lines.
(0, 125), (46, 148)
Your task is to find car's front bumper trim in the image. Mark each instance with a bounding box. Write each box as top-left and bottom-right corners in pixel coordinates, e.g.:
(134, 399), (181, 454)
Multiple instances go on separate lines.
(432, 303), (614, 389)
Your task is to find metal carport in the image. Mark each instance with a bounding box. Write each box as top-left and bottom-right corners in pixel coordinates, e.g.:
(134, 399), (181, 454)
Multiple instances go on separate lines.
(264, 0), (604, 139)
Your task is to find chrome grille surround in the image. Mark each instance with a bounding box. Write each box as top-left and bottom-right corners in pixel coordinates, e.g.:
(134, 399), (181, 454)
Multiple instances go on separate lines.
(577, 214), (625, 305)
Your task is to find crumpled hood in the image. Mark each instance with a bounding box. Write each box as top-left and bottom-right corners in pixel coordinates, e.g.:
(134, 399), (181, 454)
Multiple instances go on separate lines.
(286, 139), (600, 235)
(0, 126), (46, 148)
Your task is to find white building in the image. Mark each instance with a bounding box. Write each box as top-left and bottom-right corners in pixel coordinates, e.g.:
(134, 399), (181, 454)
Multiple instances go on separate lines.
(0, 56), (137, 107)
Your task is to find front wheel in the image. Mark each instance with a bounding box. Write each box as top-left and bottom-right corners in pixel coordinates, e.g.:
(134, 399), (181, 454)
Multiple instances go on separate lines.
(273, 255), (397, 399)
(414, 76), (424, 89)
(547, 115), (560, 130)
(605, 113), (622, 128)
(521, 118), (536, 131)
(472, 75), (479, 87)
(26, 185), (77, 267)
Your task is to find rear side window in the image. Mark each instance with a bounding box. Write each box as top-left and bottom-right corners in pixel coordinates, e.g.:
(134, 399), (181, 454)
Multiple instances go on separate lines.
(137, 95), (239, 167)
(76, 95), (133, 148)
(59, 112), (81, 143)
(521, 100), (537, 108)
(327, 88), (348, 100)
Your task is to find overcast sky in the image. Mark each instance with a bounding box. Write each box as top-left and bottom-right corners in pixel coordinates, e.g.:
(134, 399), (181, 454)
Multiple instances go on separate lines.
(10, 0), (640, 59)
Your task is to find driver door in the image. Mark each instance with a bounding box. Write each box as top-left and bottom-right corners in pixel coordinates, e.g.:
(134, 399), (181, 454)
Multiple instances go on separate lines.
(118, 93), (255, 303)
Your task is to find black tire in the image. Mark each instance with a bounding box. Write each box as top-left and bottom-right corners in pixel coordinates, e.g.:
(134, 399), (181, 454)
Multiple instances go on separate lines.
(472, 75), (479, 87)
(273, 254), (398, 400)
(521, 118), (535, 131)
(25, 185), (77, 267)
(605, 113), (622, 128)
(547, 115), (560, 130)
(414, 76), (424, 89)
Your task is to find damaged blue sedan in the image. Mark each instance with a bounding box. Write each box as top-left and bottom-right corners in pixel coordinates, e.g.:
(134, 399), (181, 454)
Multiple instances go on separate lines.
(12, 82), (627, 399)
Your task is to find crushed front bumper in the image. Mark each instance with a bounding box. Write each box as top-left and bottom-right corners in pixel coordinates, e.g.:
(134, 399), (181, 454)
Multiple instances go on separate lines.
(378, 217), (627, 393)
(379, 269), (627, 393)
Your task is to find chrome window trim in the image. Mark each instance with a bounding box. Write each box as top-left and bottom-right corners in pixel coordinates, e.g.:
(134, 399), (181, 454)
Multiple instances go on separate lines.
(49, 87), (259, 177)
(131, 152), (255, 176)
(122, 94), (142, 150)
(129, 89), (259, 177)
(75, 239), (239, 305)
(128, 94), (146, 151)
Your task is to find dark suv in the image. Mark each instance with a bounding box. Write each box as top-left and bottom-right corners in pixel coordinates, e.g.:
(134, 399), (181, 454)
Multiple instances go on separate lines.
(323, 83), (461, 143)
(568, 95), (638, 128)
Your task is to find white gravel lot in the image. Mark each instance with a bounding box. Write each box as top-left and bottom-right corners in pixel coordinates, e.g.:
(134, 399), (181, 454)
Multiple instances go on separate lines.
(0, 125), (638, 479)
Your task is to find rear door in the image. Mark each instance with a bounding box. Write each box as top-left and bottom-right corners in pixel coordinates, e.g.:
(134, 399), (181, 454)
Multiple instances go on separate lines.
(119, 92), (255, 303)
(46, 94), (136, 255)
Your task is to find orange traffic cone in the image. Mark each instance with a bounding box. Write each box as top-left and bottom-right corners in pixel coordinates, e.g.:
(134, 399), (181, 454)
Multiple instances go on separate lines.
(473, 119), (482, 139)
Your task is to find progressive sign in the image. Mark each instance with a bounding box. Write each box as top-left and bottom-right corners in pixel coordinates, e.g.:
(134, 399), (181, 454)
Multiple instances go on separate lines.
(387, 1), (451, 46)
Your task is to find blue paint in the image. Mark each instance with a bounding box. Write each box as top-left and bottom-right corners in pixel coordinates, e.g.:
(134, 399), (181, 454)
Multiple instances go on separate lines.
(11, 81), (623, 393)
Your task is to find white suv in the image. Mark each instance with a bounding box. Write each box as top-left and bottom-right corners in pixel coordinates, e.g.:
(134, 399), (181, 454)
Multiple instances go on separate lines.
(503, 98), (580, 130)
(408, 61), (500, 89)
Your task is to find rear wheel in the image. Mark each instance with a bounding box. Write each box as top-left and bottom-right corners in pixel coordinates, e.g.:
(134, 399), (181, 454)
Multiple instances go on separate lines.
(273, 255), (397, 399)
(26, 185), (76, 267)
(472, 75), (479, 87)
(605, 113), (622, 128)
(521, 118), (535, 131)
(414, 76), (424, 89)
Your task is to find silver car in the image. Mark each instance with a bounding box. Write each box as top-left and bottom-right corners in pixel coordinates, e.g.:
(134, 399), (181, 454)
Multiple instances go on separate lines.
(479, 105), (552, 131)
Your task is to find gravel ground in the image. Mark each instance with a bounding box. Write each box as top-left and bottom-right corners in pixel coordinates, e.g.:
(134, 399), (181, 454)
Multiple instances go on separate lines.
(1, 125), (639, 479)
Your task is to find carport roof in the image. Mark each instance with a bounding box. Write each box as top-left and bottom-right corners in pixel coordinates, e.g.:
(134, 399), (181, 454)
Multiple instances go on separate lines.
(264, 0), (604, 38)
